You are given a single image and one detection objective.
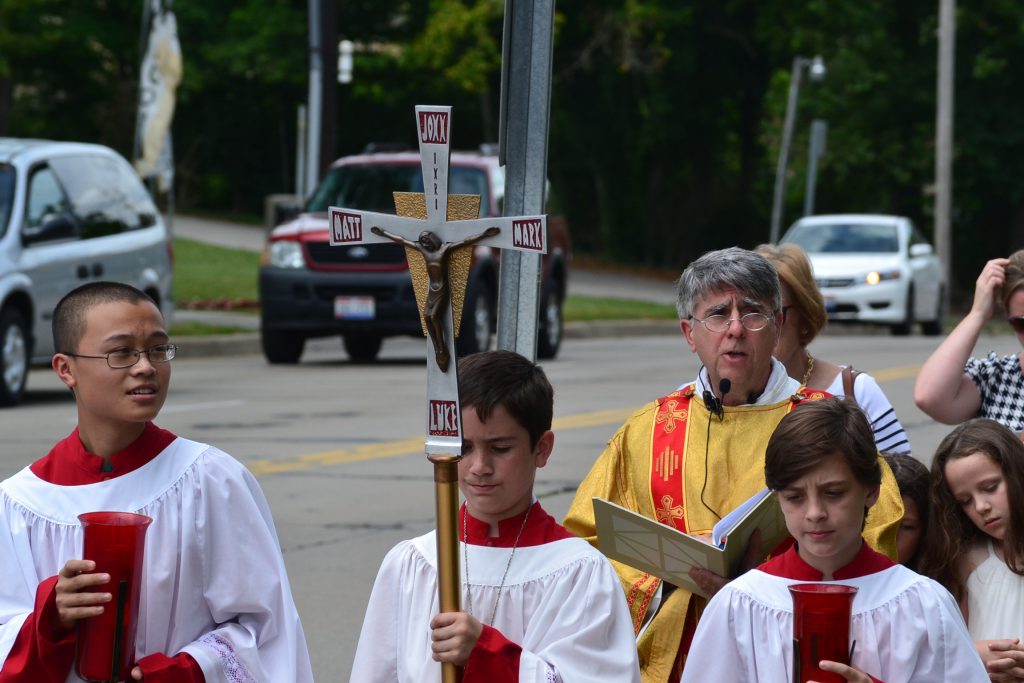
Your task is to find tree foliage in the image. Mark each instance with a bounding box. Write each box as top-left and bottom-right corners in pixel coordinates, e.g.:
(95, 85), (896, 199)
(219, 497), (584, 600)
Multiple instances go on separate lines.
(2, 0), (1023, 292)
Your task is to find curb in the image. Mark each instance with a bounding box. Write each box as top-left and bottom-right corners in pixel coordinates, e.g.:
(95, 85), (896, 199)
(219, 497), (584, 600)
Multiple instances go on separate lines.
(174, 319), (681, 359)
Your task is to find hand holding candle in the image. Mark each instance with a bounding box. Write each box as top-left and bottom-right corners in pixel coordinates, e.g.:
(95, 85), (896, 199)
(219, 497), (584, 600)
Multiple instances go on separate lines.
(789, 583), (857, 683)
(76, 511), (152, 683)
(56, 559), (112, 629)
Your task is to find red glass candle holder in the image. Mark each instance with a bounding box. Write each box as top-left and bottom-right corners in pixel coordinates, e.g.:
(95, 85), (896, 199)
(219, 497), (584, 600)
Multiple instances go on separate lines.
(789, 583), (858, 683)
(76, 512), (152, 683)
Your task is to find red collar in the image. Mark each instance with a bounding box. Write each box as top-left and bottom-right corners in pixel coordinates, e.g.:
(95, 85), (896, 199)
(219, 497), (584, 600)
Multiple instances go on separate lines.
(30, 423), (177, 486)
(461, 501), (574, 547)
(759, 541), (895, 580)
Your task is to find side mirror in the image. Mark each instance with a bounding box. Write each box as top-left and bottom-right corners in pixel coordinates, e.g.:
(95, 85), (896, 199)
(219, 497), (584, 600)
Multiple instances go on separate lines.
(22, 212), (77, 245)
(909, 243), (933, 257)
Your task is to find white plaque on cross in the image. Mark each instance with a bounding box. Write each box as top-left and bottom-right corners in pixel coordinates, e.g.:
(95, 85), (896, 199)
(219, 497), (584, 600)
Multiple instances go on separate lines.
(327, 105), (548, 456)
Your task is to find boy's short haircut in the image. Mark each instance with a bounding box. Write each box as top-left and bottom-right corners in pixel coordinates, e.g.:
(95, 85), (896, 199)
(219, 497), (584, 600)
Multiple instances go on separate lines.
(457, 350), (553, 447)
(52, 281), (155, 355)
(765, 397), (881, 491)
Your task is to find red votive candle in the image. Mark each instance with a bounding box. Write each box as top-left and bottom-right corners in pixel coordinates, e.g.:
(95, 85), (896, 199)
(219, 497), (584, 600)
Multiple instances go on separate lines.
(789, 583), (858, 683)
(76, 512), (152, 683)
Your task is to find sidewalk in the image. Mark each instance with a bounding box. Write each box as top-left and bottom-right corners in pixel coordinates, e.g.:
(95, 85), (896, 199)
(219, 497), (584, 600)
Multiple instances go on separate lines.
(169, 214), (681, 357)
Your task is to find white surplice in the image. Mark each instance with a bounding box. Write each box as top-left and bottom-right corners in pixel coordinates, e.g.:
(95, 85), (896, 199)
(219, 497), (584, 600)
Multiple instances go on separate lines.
(683, 559), (988, 682)
(0, 436), (313, 683)
(350, 518), (641, 683)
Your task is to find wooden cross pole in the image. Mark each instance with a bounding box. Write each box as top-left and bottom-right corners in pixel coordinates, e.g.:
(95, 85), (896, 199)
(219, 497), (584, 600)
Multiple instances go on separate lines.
(328, 105), (547, 682)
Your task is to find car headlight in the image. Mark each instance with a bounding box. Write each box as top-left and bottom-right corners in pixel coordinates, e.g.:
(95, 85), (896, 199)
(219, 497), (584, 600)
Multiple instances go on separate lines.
(864, 270), (900, 285)
(265, 240), (306, 269)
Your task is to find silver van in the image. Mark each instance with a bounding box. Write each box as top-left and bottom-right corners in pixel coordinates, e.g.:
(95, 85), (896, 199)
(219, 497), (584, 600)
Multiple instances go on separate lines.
(0, 139), (174, 406)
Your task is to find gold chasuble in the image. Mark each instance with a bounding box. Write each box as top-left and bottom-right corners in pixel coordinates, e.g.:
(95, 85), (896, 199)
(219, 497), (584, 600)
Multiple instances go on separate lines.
(564, 386), (903, 683)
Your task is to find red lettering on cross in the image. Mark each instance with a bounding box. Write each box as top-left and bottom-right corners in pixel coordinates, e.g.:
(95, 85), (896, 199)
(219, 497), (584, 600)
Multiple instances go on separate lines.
(418, 111), (450, 145)
(428, 400), (460, 437)
(332, 211), (363, 243)
(512, 219), (544, 251)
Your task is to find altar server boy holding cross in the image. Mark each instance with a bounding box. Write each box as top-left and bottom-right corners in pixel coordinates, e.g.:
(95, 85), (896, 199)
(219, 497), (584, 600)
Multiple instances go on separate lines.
(683, 397), (985, 682)
(350, 350), (640, 682)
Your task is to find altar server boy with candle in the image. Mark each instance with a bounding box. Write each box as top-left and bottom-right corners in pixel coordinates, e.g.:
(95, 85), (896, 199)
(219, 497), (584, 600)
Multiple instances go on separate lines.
(683, 397), (985, 682)
(0, 282), (312, 682)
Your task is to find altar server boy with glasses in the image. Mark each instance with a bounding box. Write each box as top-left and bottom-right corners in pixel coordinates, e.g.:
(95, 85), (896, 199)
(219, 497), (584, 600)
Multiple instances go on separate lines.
(0, 281), (312, 682)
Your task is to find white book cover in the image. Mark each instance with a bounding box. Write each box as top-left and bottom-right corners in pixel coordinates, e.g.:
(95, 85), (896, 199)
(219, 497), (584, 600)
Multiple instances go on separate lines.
(593, 488), (789, 598)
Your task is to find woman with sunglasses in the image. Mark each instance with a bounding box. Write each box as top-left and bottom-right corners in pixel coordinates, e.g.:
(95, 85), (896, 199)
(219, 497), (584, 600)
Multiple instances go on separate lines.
(915, 251), (1024, 433)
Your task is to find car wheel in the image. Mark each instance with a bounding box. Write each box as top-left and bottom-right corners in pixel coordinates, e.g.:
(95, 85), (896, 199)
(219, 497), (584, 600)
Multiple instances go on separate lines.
(921, 287), (944, 336)
(0, 308), (29, 407)
(343, 335), (383, 363)
(537, 282), (563, 360)
(456, 278), (494, 357)
(261, 328), (305, 364)
(891, 286), (914, 336)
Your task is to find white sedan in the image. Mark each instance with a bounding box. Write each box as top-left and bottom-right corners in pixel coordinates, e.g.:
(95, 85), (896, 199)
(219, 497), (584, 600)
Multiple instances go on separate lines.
(780, 214), (945, 335)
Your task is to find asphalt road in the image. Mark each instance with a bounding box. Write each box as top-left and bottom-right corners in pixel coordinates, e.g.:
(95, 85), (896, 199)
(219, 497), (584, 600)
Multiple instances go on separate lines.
(3, 330), (1019, 680)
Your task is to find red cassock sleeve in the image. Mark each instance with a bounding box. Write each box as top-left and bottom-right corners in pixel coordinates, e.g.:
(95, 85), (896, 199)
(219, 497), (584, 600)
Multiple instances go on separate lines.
(463, 624), (522, 683)
(0, 576), (204, 682)
(0, 576), (74, 681)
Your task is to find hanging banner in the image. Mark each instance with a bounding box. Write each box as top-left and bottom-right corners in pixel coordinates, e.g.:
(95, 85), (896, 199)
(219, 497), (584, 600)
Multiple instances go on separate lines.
(135, 0), (182, 192)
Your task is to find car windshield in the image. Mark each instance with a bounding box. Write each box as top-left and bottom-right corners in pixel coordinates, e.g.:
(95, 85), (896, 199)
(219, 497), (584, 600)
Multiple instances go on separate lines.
(785, 222), (899, 254)
(306, 163), (490, 216)
(0, 165), (13, 239)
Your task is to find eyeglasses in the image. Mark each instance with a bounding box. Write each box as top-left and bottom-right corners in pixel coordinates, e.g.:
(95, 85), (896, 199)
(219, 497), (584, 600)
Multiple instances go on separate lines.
(64, 344), (177, 369)
(1010, 317), (1024, 334)
(689, 312), (772, 333)
(781, 305), (795, 322)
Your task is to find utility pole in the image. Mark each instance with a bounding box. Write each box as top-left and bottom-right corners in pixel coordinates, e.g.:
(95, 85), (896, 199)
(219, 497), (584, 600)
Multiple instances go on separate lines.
(935, 0), (956, 302)
(319, 0), (336, 179)
(769, 56), (825, 244)
(305, 0), (322, 197)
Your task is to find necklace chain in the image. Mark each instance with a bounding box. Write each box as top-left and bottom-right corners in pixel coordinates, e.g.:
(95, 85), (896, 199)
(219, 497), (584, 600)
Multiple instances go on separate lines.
(463, 504), (532, 626)
(801, 351), (815, 386)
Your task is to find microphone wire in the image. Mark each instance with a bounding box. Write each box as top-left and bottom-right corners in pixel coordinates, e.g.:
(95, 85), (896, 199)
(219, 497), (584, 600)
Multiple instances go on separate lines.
(699, 377), (729, 522)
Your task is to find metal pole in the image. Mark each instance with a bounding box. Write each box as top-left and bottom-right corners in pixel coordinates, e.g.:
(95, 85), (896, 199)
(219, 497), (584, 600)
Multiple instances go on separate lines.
(935, 0), (956, 303)
(803, 119), (827, 217)
(769, 57), (805, 244)
(495, 0), (555, 360)
(428, 456), (463, 683)
(295, 105), (307, 198)
(305, 0), (322, 198)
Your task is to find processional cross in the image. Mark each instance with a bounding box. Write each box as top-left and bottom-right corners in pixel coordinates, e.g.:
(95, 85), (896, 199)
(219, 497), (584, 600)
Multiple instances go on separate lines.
(328, 105), (547, 682)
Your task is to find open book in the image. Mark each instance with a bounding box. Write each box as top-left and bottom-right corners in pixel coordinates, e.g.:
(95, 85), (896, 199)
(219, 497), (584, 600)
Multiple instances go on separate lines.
(593, 488), (789, 599)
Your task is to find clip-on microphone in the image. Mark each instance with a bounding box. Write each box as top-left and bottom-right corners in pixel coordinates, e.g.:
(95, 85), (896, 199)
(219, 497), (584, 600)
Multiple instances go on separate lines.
(703, 378), (731, 420)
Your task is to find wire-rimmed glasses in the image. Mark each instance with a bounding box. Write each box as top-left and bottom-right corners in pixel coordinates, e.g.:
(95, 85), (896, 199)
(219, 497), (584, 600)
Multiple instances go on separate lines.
(689, 312), (772, 333)
(63, 344), (177, 369)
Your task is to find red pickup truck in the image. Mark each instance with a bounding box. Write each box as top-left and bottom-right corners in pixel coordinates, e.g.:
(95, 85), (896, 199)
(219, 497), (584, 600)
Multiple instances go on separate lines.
(258, 147), (571, 363)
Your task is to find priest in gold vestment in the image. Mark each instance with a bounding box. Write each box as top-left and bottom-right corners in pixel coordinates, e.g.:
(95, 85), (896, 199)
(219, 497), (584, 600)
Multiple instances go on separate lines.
(564, 247), (903, 683)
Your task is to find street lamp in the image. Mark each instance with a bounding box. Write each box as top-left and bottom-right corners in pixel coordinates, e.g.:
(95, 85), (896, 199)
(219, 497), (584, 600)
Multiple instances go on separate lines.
(338, 39), (353, 84)
(769, 55), (826, 244)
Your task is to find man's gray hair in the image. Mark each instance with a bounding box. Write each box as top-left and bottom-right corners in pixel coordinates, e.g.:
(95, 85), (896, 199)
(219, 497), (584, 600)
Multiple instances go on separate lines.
(675, 247), (781, 319)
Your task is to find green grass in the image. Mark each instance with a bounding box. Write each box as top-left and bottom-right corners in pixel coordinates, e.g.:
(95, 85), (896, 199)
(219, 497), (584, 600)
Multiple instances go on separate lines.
(168, 320), (253, 336)
(173, 237), (260, 303)
(564, 296), (676, 321)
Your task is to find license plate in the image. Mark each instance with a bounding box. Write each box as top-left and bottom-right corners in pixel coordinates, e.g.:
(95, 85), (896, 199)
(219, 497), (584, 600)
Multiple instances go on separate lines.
(823, 296), (837, 313)
(334, 296), (375, 320)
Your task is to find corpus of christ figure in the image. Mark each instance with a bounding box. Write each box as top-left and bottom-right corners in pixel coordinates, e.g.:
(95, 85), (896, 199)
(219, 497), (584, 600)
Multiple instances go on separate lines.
(371, 226), (499, 371)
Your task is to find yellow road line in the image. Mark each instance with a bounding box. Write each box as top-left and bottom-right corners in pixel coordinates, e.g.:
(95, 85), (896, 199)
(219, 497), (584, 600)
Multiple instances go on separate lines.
(246, 408), (636, 476)
(247, 364), (921, 476)
(870, 364), (921, 382)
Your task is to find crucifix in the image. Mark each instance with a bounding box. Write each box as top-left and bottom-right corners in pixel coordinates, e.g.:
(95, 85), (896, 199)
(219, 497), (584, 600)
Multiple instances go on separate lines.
(328, 105), (547, 683)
